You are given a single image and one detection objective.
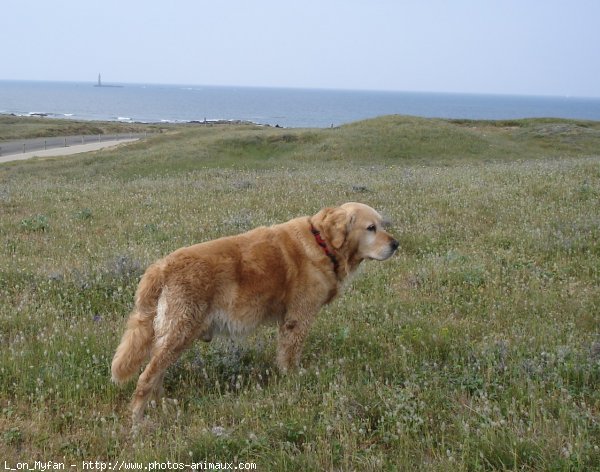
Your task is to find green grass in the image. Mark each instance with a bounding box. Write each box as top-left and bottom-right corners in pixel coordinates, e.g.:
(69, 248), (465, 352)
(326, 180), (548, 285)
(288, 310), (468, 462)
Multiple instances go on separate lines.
(0, 115), (599, 470)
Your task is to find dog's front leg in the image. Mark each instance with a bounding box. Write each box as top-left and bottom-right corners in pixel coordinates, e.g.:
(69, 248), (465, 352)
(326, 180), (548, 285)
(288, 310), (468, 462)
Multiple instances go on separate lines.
(276, 313), (316, 373)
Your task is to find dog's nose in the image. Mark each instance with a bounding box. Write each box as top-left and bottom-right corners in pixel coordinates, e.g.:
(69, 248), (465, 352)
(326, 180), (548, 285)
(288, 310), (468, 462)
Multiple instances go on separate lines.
(390, 239), (399, 252)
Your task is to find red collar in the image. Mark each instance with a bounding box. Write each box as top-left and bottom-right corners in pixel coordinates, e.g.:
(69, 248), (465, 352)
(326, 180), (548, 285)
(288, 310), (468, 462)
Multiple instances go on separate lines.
(310, 225), (339, 272)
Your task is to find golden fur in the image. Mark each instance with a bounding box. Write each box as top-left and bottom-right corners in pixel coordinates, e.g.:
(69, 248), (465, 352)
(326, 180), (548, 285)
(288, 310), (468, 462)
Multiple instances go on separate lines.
(111, 202), (398, 424)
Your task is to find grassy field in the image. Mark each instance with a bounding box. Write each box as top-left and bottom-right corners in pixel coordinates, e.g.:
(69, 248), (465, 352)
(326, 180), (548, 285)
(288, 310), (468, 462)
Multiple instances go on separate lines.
(0, 115), (598, 470)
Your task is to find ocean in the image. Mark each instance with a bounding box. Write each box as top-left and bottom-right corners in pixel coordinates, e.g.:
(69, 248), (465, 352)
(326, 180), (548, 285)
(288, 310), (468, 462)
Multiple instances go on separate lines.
(1, 80), (600, 128)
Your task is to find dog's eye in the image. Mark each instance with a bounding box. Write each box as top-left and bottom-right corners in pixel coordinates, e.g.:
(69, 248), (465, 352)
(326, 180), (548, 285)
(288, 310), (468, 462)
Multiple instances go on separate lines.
(367, 224), (377, 232)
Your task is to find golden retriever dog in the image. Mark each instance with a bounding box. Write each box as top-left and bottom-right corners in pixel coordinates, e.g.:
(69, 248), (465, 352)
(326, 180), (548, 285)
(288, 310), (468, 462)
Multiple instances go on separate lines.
(111, 202), (398, 424)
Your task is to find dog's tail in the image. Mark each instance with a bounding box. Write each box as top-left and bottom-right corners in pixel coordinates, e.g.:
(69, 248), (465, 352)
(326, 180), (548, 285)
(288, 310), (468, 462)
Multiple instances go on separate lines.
(111, 262), (164, 384)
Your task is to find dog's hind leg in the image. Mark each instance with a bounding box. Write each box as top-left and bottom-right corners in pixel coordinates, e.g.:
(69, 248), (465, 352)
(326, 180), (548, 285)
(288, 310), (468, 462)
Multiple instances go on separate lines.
(151, 372), (166, 403)
(131, 312), (208, 426)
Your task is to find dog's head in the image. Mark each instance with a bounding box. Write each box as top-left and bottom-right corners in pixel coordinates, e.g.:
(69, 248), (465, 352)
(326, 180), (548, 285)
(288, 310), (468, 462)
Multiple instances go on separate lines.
(312, 202), (399, 265)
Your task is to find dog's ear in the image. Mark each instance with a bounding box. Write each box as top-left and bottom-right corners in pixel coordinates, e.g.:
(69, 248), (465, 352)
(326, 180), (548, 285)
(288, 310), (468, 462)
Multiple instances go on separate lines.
(313, 207), (352, 249)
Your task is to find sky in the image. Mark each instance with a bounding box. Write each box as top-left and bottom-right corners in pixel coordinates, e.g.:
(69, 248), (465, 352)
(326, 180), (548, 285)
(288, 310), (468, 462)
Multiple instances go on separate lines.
(2, 0), (600, 98)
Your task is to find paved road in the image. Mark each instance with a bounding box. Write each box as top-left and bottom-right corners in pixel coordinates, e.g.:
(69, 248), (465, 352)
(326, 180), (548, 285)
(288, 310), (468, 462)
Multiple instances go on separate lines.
(0, 133), (149, 158)
(0, 139), (140, 164)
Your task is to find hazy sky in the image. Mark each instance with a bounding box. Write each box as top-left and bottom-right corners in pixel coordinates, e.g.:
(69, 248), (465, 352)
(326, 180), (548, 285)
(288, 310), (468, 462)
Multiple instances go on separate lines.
(2, 0), (599, 97)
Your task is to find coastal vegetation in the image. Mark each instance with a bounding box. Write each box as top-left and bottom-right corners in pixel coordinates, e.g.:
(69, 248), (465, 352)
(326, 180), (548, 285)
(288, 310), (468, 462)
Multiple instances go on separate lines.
(0, 115), (598, 470)
(0, 115), (162, 141)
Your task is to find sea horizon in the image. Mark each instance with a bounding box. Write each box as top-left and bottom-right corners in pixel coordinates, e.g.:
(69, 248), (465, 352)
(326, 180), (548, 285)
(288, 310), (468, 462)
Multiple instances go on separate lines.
(2, 79), (600, 128)
(6, 77), (600, 100)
